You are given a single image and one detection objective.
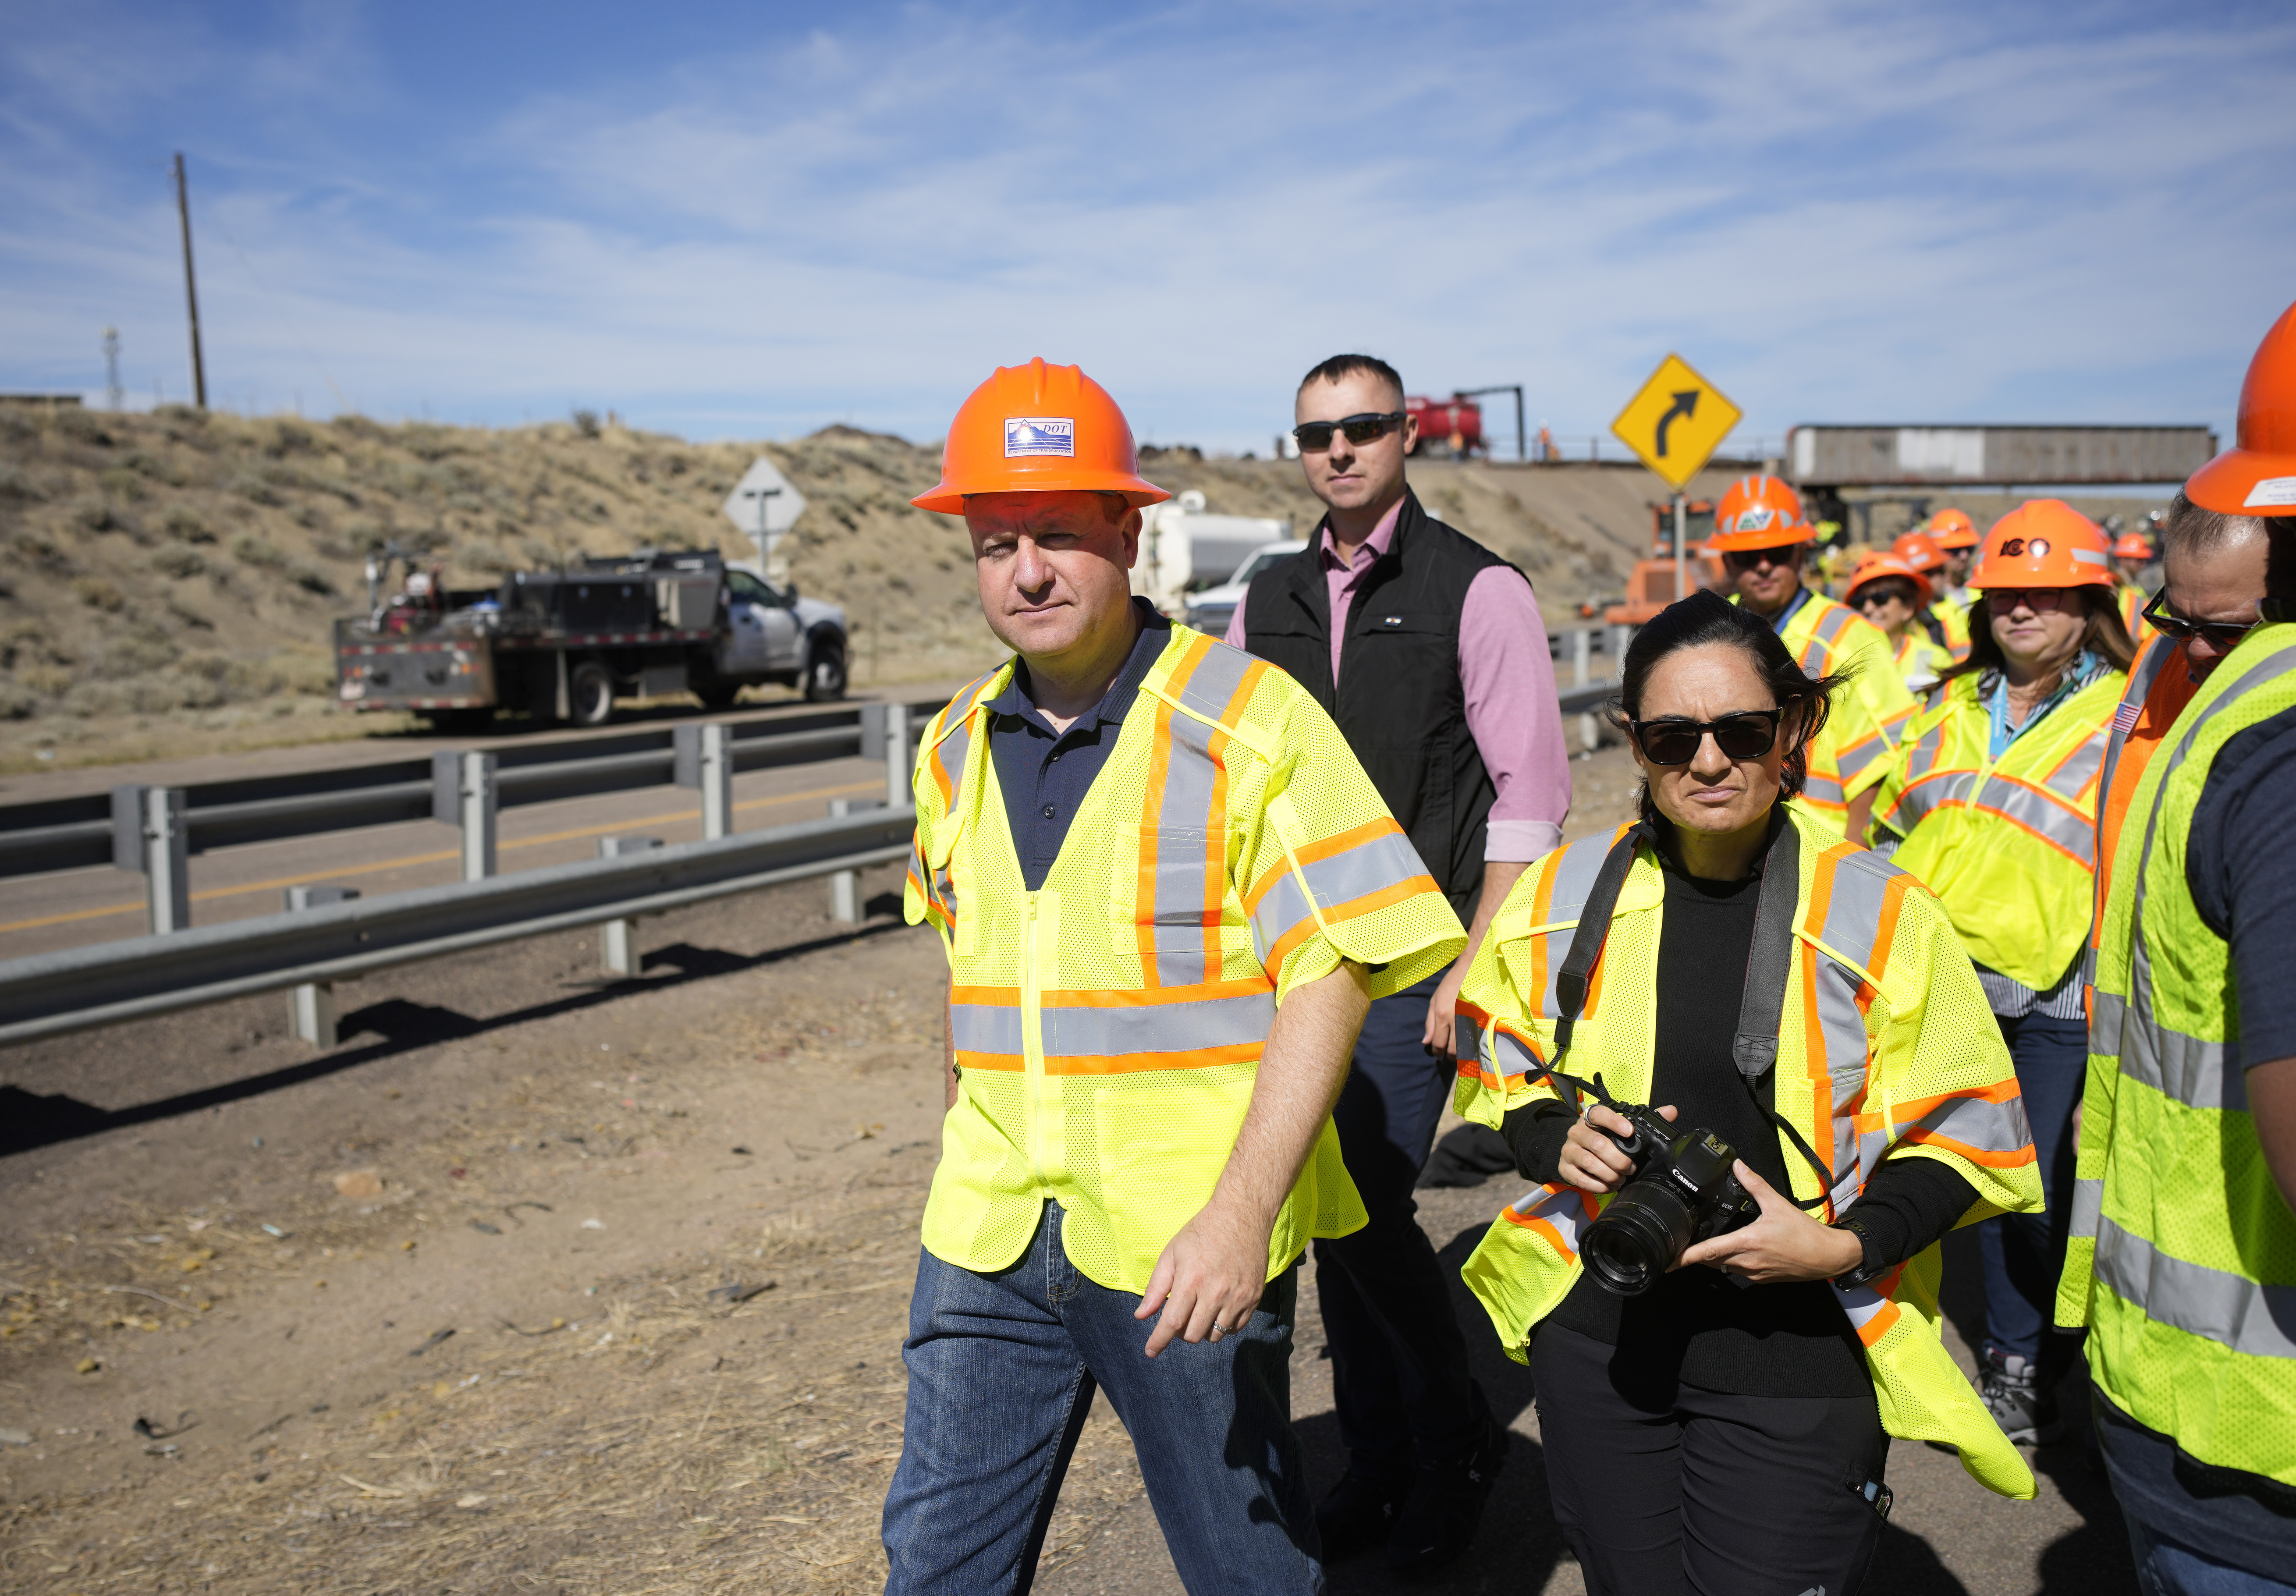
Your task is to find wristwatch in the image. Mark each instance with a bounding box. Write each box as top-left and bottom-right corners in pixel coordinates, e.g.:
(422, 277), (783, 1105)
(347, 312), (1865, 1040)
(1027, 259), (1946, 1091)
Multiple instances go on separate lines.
(1831, 1216), (1889, 1289)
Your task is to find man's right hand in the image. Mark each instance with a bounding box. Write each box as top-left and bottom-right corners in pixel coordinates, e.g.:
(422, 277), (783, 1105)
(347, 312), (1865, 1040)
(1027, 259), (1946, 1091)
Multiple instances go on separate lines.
(1558, 1103), (1676, 1194)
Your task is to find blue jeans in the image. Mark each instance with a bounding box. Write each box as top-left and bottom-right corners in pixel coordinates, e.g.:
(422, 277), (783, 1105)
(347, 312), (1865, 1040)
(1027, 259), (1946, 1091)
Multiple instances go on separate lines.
(1313, 974), (1488, 1485)
(882, 1203), (1322, 1596)
(2096, 1394), (2296, 1594)
(1979, 1009), (2087, 1364)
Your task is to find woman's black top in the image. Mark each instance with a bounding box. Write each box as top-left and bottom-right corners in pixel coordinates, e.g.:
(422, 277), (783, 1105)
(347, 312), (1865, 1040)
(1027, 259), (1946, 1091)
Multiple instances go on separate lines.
(1500, 847), (1976, 1398)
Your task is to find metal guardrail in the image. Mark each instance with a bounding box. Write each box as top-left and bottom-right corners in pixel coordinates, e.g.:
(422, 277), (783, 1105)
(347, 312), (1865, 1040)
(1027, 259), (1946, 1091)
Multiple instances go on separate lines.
(0, 697), (947, 881)
(0, 805), (919, 1046)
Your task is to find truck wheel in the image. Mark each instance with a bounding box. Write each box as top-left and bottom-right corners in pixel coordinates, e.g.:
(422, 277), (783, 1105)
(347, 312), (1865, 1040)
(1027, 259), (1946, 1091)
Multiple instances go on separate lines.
(569, 661), (616, 726)
(802, 639), (847, 702)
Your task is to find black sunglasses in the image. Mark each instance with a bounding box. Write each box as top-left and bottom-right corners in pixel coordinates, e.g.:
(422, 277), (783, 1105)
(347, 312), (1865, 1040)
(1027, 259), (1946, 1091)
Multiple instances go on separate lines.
(1722, 547), (1803, 572)
(2141, 588), (2258, 649)
(1291, 411), (1405, 452)
(1628, 709), (1785, 766)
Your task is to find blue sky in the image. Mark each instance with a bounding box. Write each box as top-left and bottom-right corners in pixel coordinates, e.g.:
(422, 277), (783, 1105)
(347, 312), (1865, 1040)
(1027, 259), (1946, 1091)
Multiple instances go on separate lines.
(4, 0), (2292, 454)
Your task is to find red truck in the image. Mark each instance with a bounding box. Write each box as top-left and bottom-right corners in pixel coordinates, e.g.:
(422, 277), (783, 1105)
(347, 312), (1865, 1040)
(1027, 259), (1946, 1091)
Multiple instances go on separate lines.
(1405, 394), (1484, 458)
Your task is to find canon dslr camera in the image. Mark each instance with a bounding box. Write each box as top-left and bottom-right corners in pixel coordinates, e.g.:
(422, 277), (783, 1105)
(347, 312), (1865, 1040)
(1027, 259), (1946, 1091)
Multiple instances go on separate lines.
(1579, 1103), (1761, 1296)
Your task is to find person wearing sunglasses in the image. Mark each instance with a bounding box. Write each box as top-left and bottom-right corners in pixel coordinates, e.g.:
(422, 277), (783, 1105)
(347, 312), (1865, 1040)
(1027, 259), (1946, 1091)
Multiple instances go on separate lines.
(1864, 500), (2136, 1447)
(1448, 589), (2041, 1594)
(1894, 530), (1972, 662)
(1846, 550), (1954, 694)
(1707, 474), (1918, 843)
(1225, 353), (1571, 1570)
(2060, 300), (2296, 1596)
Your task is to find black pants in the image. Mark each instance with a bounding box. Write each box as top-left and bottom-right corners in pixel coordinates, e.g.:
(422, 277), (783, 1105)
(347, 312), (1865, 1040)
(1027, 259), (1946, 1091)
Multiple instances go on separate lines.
(1533, 1324), (1890, 1596)
(1313, 975), (1488, 1484)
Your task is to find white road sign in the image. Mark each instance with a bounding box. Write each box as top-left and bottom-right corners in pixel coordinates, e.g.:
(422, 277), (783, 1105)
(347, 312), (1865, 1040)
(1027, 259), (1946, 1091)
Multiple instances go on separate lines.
(722, 457), (808, 551)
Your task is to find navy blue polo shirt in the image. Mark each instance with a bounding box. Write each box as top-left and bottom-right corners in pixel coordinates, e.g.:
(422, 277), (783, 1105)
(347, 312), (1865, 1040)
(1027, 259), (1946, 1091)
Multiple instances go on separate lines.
(985, 601), (1172, 891)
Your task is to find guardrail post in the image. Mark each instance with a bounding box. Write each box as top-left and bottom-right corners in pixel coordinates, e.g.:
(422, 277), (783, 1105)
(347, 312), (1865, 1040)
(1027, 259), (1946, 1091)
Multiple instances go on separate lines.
(595, 835), (663, 975)
(674, 723), (734, 841)
(283, 885), (359, 1046)
(111, 785), (190, 934)
(1608, 624), (1632, 679)
(1572, 628), (1591, 688)
(827, 798), (887, 923)
(432, 751), (497, 880)
(884, 702), (909, 809)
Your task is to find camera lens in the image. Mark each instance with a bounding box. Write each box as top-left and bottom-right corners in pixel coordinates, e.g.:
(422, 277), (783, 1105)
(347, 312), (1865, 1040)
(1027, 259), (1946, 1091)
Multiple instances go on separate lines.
(1582, 1178), (1698, 1296)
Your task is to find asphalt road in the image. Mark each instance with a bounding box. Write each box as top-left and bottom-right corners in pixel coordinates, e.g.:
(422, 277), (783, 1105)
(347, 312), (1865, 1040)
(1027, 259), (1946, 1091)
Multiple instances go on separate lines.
(0, 692), (946, 963)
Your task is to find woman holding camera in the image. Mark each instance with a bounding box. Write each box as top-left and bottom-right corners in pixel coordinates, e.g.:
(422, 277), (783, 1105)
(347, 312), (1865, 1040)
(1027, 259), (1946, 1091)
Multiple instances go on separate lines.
(1451, 590), (2043, 1596)
(1864, 502), (2135, 1447)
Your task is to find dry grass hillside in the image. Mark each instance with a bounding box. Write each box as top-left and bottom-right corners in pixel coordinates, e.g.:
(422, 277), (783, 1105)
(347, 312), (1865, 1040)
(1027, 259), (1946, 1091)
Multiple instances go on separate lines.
(0, 399), (1799, 775)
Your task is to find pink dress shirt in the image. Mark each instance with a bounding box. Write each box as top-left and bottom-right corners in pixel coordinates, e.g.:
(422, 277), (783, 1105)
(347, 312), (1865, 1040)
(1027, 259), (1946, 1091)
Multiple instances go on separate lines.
(1223, 500), (1572, 862)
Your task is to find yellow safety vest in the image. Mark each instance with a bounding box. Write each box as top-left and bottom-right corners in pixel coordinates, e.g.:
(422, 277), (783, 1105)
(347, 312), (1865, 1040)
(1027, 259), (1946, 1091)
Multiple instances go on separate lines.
(2057, 622), (2296, 1487)
(1931, 598), (1973, 662)
(2114, 582), (2156, 647)
(1744, 593), (1919, 837)
(1453, 808), (2045, 1499)
(905, 626), (1466, 1295)
(1869, 667), (2123, 992)
(1891, 630), (1955, 694)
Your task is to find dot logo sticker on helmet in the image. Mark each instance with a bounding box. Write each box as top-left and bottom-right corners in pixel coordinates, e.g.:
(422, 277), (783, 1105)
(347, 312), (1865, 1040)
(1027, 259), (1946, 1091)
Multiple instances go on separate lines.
(1997, 538), (2046, 558)
(1004, 417), (1075, 458)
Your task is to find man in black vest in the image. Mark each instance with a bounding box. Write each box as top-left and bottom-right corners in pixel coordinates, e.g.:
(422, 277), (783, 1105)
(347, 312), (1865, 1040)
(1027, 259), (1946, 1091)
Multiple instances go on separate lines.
(1227, 355), (1572, 1571)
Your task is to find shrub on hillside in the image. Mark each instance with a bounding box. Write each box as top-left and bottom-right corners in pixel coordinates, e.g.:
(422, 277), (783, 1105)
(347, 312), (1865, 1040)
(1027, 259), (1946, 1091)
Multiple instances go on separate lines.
(152, 544), (207, 580)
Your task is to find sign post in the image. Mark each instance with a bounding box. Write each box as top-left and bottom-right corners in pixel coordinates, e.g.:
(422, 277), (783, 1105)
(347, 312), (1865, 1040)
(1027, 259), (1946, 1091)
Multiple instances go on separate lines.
(1610, 354), (1743, 611)
(721, 458), (809, 582)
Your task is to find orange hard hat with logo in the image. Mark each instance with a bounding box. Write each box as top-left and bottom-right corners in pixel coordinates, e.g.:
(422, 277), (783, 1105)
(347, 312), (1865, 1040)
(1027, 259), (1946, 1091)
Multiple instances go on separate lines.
(912, 358), (1170, 516)
(1705, 474), (1815, 551)
(2186, 299), (2296, 516)
(2111, 532), (2153, 560)
(1926, 507), (1980, 549)
(1970, 500), (2114, 589)
(1846, 551), (1934, 609)
(1892, 532), (1948, 577)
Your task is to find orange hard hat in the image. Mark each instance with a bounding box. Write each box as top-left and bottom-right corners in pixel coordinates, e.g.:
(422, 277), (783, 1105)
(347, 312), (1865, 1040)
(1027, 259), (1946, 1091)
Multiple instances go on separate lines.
(1970, 500), (2114, 590)
(1846, 551), (1933, 609)
(2186, 300), (2296, 516)
(1705, 474), (1815, 550)
(2110, 532), (2153, 560)
(912, 358), (1170, 516)
(1926, 507), (1980, 550)
(1891, 532), (1948, 577)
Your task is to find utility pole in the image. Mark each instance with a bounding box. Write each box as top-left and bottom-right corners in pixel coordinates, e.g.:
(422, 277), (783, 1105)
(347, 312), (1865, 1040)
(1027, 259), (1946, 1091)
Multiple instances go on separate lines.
(173, 153), (207, 410)
(102, 327), (123, 410)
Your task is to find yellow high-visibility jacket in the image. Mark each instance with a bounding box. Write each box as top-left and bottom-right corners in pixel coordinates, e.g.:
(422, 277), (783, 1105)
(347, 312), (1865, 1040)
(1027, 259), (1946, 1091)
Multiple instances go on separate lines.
(1453, 808), (2044, 1498)
(1892, 630), (1955, 695)
(1931, 597), (1974, 662)
(905, 627), (1466, 1295)
(1868, 666), (2123, 992)
(1741, 593), (1919, 837)
(2058, 623), (2296, 1487)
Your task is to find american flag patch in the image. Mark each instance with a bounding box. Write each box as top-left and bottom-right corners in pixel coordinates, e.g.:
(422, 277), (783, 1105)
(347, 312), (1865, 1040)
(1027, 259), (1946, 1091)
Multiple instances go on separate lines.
(2113, 702), (2141, 732)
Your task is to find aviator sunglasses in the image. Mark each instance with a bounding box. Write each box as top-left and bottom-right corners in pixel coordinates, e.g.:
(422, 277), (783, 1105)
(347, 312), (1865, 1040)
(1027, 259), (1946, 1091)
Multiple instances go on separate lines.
(2140, 589), (2259, 649)
(1627, 709), (1785, 766)
(1291, 411), (1405, 452)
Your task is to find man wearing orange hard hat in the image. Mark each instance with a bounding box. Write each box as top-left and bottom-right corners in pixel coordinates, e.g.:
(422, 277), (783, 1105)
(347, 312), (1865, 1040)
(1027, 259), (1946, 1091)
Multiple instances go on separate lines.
(883, 359), (1465, 1594)
(1708, 473), (1917, 838)
(2059, 301), (2296, 1593)
(1897, 529), (1973, 661)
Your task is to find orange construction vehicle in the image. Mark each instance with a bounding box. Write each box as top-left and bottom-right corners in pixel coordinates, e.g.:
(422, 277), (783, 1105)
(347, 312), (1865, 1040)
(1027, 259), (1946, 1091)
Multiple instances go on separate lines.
(1604, 499), (1722, 624)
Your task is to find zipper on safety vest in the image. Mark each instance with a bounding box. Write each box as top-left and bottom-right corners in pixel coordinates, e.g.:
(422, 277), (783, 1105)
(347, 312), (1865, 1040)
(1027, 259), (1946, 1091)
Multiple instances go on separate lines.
(1021, 892), (1047, 1189)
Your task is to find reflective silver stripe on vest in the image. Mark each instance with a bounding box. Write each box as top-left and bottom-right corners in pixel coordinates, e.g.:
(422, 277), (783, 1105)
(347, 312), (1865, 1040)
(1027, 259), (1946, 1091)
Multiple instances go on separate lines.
(1486, 1022), (1543, 1084)
(2093, 1216), (2296, 1361)
(1903, 1087), (2034, 1160)
(1163, 638), (1257, 728)
(1145, 686), (1230, 989)
(952, 990), (1278, 1064)
(950, 1002), (1025, 1058)
(2043, 726), (2110, 802)
(1811, 957), (1875, 1212)
(1835, 724), (1891, 783)
(2089, 987), (2124, 1063)
(1811, 850), (1906, 976)
(2068, 1176), (2103, 1241)
(1891, 769), (1977, 831)
(1971, 777), (2095, 866)
(1540, 828), (1629, 927)
(1802, 773), (1847, 805)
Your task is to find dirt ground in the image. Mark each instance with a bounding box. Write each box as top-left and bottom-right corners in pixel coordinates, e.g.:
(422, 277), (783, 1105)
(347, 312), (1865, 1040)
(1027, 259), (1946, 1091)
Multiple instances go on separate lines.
(0, 738), (2137, 1594)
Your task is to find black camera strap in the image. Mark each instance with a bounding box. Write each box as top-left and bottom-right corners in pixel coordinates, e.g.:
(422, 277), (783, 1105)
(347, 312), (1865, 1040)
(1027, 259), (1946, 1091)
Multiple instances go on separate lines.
(1534, 812), (1833, 1209)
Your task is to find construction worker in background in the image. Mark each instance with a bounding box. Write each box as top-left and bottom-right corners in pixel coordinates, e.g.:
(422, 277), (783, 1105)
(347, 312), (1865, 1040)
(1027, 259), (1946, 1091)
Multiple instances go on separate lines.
(2058, 300), (2296, 1594)
(1709, 474), (1917, 840)
(1895, 530), (1973, 662)
(1846, 550), (1955, 693)
(1225, 353), (1569, 1570)
(2109, 532), (2158, 644)
(883, 359), (1466, 1595)
(1928, 507), (1982, 604)
(1866, 502), (2135, 1446)
(1453, 593), (2043, 1592)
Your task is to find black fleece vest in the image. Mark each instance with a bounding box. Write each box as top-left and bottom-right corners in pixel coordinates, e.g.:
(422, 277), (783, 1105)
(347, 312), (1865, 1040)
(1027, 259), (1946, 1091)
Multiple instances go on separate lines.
(1243, 489), (1515, 916)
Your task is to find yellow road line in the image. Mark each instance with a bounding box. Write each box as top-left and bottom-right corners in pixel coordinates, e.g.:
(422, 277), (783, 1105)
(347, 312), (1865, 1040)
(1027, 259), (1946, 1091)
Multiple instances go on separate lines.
(0, 778), (891, 936)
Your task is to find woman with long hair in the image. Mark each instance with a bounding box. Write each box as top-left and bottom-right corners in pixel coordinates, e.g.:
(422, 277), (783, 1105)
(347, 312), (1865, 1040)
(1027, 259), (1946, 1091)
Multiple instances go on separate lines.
(1451, 590), (2042, 1594)
(1866, 500), (2136, 1446)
